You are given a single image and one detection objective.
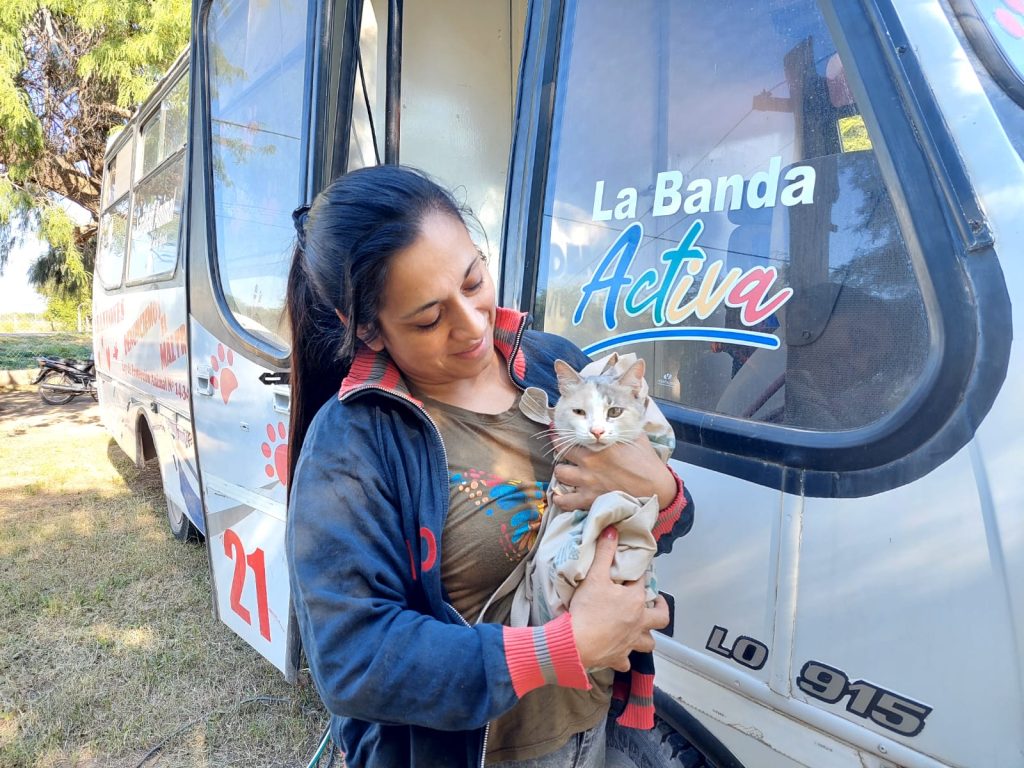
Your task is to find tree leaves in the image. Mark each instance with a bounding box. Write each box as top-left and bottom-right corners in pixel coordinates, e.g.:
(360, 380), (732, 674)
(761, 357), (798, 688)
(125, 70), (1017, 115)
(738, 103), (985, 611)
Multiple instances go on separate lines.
(0, 0), (188, 297)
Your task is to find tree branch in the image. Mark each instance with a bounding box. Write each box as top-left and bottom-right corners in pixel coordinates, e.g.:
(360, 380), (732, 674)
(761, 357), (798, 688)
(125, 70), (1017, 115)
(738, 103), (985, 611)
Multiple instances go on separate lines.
(27, 155), (102, 216)
(94, 101), (133, 120)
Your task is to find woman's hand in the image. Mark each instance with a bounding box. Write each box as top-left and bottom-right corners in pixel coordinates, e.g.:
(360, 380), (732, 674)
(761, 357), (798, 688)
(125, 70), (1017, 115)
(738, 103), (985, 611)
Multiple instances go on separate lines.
(569, 527), (670, 671)
(552, 433), (676, 511)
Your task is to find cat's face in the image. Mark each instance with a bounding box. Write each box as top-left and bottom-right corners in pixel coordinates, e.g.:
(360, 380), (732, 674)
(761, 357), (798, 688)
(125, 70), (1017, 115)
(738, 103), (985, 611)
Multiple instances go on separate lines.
(550, 358), (646, 452)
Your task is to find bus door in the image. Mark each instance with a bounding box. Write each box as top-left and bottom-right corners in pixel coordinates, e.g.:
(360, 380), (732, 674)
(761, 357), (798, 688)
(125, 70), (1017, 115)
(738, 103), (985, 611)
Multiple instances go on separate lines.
(186, 0), (528, 678)
(340, 0), (527, 276)
(186, 0), (313, 679)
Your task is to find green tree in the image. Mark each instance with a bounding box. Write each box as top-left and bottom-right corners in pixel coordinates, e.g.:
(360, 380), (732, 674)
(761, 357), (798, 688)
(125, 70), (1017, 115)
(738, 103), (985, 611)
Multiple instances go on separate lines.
(43, 291), (87, 330)
(0, 0), (189, 305)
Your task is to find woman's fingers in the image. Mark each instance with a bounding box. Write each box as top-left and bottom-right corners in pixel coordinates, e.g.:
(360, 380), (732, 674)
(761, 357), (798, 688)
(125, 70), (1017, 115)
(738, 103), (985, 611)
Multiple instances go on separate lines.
(587, 525), (618, 579)
(550, 488), (589, 511)
(553, 436), (676, 506)
(647, 594), (670, 631)
(568, 527), (671, 670)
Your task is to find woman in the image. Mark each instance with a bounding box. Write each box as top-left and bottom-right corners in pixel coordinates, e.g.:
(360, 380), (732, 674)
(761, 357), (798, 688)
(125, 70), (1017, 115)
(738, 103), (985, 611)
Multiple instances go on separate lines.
(286, 165), (693, 767)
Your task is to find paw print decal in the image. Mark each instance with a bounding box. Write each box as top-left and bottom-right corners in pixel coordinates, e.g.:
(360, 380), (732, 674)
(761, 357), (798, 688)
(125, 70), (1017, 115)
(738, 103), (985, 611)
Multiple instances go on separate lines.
(996, 0), (1024, 37)
(262, 421), (288, 487)
(210, 343), (238, 404)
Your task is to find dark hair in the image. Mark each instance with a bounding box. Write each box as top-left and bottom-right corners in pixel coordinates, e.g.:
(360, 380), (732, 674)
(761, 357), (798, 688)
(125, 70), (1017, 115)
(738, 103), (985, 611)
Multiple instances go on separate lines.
(286, 165), (465, 486)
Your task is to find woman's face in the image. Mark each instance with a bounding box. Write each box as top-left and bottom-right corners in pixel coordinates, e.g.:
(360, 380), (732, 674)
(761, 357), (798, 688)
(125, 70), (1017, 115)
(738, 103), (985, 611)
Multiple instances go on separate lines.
(364, 211), (498, 391)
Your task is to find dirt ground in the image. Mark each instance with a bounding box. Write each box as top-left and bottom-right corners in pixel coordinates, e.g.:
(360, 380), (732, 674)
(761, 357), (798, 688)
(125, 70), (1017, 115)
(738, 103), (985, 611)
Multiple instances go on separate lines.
(0, 388), (331, 768)
(0, 388), (99, 430)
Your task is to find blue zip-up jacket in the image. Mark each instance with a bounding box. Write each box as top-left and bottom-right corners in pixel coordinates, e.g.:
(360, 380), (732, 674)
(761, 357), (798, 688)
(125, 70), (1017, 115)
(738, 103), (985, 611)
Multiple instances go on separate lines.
(287, 308), (693, 767)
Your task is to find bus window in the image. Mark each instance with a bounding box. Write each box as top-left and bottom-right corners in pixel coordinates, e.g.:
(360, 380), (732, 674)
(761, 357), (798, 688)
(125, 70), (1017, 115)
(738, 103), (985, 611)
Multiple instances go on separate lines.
(103, 141), (133, 211)
(97, 195), (131, 289)
(127, 75), (189, 284)
(206, 0), (310, 350)
(126, 154), (185, 283)
(534, 0), (931, 433)
(138, 75), (189, 181)
(348, 0), (386, 171)
(394, 0), (526, 264)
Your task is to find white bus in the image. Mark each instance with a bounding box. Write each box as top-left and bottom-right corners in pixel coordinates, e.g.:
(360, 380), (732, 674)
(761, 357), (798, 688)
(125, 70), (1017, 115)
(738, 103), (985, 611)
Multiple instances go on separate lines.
(93, 1), (1024, 766)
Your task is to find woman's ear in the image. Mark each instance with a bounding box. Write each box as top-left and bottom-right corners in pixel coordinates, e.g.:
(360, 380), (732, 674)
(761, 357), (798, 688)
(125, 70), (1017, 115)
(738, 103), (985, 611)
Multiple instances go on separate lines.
(336, 309), (384, 352)
(360, 332), (385, 352)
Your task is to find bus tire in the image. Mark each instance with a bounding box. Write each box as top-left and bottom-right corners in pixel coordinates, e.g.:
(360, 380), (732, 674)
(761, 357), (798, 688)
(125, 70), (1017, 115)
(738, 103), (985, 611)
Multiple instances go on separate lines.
(38, 370), (77, 405)
(166, 496), (199, 542)
(606, 714), (707, 768)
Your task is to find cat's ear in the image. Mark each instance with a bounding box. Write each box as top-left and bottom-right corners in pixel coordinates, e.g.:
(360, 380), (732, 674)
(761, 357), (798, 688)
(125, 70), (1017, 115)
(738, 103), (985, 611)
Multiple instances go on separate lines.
(600, 352), (619, 375)
(553, 359), (583, 392)
(619, 358), (646, 397)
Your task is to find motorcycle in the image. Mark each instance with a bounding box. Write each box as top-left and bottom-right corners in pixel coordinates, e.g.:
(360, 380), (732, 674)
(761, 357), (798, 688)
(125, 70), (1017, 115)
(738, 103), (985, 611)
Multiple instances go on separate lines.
(33, 356), (98, 405)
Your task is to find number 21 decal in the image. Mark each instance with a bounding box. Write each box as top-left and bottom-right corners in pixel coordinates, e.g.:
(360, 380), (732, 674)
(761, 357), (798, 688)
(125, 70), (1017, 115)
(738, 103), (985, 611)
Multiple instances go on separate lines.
(797, 660), (932, 736)
(223, 528), (271, 642)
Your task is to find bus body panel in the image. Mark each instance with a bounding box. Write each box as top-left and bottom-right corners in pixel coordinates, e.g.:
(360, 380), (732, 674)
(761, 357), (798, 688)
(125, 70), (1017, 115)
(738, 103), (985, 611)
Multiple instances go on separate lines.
(188, 318), (293, 674)
(93, 276), (204, 538)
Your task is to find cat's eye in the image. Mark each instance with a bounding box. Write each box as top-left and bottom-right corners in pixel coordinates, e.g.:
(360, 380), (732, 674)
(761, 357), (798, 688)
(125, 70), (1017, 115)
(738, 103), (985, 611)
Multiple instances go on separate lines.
(572, 408), (586, 416)
(607, 407), (624, 418)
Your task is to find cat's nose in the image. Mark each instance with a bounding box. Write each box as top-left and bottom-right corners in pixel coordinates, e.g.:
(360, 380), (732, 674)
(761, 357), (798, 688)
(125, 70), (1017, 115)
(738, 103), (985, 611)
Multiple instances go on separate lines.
(590, 428), (605, 440)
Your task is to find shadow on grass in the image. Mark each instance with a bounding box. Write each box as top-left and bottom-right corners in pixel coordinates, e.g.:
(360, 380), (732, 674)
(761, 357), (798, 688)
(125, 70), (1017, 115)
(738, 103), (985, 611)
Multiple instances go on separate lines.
(0, 465), (326, 768)
(0, 388), (100, 434)
(0, 395), (328, 767)
(105, 436), (167, 501)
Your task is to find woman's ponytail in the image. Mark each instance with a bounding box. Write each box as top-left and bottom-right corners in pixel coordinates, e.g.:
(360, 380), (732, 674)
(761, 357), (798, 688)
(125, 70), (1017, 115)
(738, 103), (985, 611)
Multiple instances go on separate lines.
(285, 242), (346, 490)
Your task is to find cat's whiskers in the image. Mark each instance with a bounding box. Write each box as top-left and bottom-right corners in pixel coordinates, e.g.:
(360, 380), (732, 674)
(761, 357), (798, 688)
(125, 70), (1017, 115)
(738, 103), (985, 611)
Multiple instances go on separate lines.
(545, 435), (582, 457)
(536, 428), (577, 444)
(549, 438), (581, 452)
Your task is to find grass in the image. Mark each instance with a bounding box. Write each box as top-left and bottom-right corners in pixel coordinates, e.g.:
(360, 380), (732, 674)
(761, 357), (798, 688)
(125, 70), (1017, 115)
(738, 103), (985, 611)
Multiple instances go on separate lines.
(0, 391), (332, 767)
(0, 334), (93, 370)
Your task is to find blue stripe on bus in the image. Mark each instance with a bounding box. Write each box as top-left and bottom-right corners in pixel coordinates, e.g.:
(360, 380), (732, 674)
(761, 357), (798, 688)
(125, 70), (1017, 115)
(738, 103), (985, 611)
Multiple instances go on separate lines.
(581, 328), (781, 356)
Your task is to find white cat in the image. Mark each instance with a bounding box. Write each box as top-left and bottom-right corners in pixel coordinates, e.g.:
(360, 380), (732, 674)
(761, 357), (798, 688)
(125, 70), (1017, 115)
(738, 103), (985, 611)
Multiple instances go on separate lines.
(510, 352), (676, 627)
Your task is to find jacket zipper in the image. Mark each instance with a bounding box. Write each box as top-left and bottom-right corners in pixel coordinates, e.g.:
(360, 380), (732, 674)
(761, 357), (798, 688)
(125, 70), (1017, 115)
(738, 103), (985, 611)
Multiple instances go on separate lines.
(504, 317), (529, 387)
(342, 384), (451, 476)
(446, 600), (491, 768)
(342, 318), (528, 768)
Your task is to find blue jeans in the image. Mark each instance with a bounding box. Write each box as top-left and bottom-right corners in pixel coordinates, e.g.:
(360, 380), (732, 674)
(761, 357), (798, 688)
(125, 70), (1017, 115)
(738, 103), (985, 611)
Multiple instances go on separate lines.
(489, 718), (607, 768)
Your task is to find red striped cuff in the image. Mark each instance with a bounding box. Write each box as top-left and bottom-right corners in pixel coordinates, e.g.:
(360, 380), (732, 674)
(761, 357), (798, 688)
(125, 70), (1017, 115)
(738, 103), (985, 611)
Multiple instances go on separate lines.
(653, 469), (687, 541)
(616, 671), (655, 729)
(503, 613), (591, 698)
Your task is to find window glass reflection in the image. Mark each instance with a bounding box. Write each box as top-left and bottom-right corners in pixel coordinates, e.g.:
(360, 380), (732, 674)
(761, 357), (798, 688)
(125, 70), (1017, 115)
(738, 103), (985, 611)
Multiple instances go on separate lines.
(139, 75), (189, 180)
(537, 0), (931, 431)
(974, 0), (1024, 81)
(97, 197), (130, 288)
(348, 0), (386, 171)
(127, 154), (185, 283)
(105, 143), (133, 209)
(207, 0), (309, 349)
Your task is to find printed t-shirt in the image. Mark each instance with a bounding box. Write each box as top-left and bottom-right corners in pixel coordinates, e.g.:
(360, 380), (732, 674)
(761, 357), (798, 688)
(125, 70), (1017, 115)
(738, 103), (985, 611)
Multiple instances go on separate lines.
(414, 391), (614, 764)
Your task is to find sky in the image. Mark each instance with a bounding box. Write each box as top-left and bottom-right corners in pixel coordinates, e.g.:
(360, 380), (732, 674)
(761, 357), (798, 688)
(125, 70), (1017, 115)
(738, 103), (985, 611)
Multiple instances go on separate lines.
(0, 232), (49, 314)
(0, 200), (92, 314)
